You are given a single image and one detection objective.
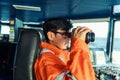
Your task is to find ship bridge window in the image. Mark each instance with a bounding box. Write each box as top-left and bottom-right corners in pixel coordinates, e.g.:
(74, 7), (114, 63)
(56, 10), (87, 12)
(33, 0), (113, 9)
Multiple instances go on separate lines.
(72, 21), (109, 65)
(112, 21), (120, 65)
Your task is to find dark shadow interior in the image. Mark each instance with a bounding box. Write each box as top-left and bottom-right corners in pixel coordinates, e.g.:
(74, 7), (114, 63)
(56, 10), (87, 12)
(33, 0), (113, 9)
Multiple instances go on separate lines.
(0, 42), (16, 80)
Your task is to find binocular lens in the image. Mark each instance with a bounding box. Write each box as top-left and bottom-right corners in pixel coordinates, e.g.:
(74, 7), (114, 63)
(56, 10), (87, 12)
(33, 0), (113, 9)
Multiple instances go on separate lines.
(85, 32), (95, 43)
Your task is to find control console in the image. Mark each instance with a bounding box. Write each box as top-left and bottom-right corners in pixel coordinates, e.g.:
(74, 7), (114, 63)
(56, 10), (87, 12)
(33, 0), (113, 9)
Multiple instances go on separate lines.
(93, 64), (120, 80)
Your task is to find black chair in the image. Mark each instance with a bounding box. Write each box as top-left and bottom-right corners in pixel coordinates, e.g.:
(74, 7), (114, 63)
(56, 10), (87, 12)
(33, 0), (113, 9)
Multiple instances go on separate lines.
(13, 29), (41, 80)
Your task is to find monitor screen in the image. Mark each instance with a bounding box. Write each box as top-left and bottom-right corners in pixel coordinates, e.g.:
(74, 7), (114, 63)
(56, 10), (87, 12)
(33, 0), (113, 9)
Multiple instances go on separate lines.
(1, 25), (10, 34)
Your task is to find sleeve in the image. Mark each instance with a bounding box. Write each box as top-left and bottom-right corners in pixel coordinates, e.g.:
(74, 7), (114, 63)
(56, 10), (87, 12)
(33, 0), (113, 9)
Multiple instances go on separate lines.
(68, 38), (96, 80)
(34, 52), (72, 80)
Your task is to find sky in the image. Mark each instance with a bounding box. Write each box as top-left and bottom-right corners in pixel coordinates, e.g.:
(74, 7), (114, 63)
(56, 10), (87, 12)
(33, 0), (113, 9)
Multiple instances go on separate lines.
(72, 22), (108, 37)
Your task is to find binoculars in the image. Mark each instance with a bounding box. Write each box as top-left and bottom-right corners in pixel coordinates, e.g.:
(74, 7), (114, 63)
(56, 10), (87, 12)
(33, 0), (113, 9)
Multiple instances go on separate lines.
(67, 32), (95, 43)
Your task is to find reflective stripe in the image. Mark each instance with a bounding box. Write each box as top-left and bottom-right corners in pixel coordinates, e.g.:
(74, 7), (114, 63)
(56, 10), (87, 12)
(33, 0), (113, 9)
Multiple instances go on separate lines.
(67, 73), (76, 80)
(59, 56), (64, 62)
(37, 48), (55, 58)
(40, 48), (55, 54)
(55, 71), (68, 80)
(40, 48), (65, 63)
(55, 70), (77, 80)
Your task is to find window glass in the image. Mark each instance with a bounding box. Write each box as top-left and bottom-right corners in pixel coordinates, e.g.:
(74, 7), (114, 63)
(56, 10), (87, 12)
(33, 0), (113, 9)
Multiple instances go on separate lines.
(72, 22), (109, 65)
(72, 22), (108, 49)
(112, 21), (120, 65)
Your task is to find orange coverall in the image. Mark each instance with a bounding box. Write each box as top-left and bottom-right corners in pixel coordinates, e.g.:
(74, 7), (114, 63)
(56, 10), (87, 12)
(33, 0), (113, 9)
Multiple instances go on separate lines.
(34, 38), (96, 80)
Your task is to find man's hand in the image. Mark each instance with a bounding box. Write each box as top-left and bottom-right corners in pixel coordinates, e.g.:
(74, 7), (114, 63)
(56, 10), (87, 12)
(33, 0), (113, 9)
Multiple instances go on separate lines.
(72, 26), (92, 41)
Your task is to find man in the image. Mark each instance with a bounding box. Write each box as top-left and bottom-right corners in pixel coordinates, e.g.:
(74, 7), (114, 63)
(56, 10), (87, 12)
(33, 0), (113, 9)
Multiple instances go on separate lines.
(34, 18), (96, 80)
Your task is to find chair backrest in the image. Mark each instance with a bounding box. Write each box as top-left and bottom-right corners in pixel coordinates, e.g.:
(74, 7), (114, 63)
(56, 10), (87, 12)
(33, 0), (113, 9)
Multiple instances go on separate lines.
(13, 29), (40, 80)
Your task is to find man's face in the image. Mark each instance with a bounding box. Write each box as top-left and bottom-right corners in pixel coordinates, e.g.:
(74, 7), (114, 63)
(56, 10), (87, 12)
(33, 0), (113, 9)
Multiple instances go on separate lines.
(49, 29), (70, 50)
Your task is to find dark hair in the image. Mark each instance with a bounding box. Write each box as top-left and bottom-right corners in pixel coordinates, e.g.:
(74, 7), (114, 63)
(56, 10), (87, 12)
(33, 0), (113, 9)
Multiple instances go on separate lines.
(43, 18), (73, 42)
